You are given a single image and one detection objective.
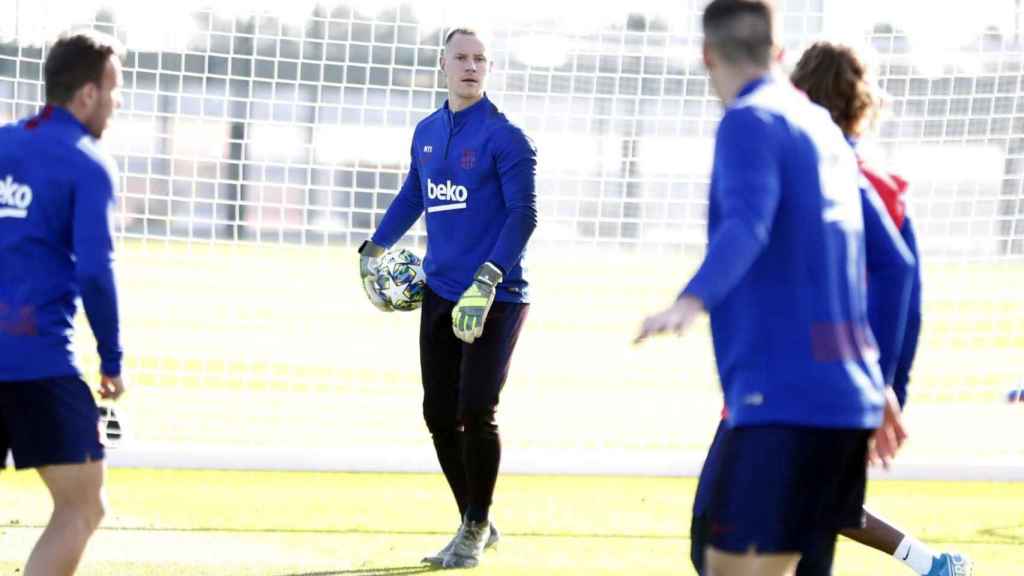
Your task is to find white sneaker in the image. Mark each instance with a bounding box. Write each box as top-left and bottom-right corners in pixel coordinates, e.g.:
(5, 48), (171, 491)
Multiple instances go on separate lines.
(441, 518), (492, 569)
(421, 521), (499, 566)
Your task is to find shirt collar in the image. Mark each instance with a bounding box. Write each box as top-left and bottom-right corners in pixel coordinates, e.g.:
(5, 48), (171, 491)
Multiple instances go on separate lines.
(445, 93), (490, 127)
(32, 104), (90, 136)
(735, 74), (773, 101)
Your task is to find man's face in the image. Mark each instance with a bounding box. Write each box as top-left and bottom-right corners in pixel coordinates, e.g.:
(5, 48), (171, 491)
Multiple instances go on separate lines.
(440, 33), (489, 101)
(84, 55), (123, 138)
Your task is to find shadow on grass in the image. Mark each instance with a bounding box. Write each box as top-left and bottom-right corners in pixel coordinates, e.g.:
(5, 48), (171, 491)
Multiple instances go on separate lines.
(275, 566), (439, 576)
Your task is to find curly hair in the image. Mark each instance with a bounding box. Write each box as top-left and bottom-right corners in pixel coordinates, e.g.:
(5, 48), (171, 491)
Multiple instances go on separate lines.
(791, 41), (876, 137)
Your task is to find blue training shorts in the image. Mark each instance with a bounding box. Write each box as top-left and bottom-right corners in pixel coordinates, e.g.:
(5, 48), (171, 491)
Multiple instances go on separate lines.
(706, 424), (870, 555)
(0, 376), (105, 470)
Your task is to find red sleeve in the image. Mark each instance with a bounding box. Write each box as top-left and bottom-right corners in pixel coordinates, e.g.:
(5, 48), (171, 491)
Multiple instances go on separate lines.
(859, 160), (908, 229)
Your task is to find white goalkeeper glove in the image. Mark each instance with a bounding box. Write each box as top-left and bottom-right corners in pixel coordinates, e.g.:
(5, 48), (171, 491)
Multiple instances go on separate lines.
(452, 262), (503, 344)
(97, 403), (125, 448)
(358, 240), (392, 312)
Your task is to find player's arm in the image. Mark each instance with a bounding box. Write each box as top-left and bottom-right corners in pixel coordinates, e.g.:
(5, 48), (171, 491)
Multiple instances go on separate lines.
(74, 160), (124, 399)
(636, 110), (780, 342)
(485, 124), (538, 274)
(681, 110), (781, 308)
(862, 184), (915, 388)
(358, 142), (425, 311)
(370, 142), (425, 249)
(893, 217), (922, 407)
(452, 125), (537, 344)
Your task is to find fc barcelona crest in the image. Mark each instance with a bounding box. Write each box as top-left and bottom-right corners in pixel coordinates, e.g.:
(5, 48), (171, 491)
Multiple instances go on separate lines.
(460, 148), (477, 170)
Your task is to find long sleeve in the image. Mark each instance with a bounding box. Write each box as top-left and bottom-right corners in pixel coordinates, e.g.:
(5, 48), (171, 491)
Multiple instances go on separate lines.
(372, 143), (425, 247)
(74, 162), (122, 376)
(862, 185), (915, 388)
(682, 109), (781, 309)
(892, 217), (922, 406)
(486, 125), (537, 273)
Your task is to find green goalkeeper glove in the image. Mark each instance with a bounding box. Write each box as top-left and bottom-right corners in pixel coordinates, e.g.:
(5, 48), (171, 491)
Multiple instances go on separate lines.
(452, 262), (503, 344)
(358, 240), (391, 312)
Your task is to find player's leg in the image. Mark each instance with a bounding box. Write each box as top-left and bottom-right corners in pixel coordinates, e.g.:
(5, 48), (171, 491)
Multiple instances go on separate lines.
(841, 510), (974, 576)
(840, 509), (905, 556)
(26, 461), (106, 576)
(418, 286), (472, 565)
(706, 548), (799, 576)
(443, 300), (528, 569)
(458, 300), (528, 523)
(1, 377), (107, 576)
(793, 530), (838, 576)
(419, 285), (469, 519)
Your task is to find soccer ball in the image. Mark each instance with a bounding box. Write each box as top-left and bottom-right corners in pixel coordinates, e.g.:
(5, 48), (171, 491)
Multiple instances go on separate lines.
(375, 248), (426, 311)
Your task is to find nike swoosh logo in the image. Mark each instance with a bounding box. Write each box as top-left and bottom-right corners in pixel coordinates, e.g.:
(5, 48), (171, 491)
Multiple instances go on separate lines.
(900, 548), (911, 561)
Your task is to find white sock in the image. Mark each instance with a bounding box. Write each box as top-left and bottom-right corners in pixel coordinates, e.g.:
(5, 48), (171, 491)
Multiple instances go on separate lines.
(893, 535), (938, 575)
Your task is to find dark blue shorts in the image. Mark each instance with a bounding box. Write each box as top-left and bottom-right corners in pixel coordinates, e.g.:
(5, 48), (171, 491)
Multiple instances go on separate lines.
(690, 420), (727, 574)
(0, 376), (105, 470)
(706, 425), (870, 556)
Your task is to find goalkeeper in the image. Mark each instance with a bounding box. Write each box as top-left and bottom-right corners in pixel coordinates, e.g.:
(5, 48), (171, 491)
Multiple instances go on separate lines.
(356, 27), (537, 569)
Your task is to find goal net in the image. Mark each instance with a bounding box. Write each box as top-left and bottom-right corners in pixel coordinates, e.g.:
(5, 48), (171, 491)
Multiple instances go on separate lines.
(2, 0), (1021, 478)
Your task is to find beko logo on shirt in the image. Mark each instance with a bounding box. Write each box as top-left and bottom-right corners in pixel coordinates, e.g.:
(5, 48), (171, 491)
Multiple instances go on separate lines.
(0, 175), (33, 218)
(426, 178), (468, 213)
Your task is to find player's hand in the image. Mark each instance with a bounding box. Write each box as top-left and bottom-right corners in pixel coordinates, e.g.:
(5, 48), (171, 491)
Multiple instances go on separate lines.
(633, 295), (705, 344)
(358, 240), (392, 312)
(868, 386), (907, 469)
(452, 262), (502, 344)
(99, 374), (125, 401)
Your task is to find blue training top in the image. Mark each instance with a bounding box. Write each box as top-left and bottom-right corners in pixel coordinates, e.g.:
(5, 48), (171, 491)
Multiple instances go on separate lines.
(682, 75), (912, 429)
(372, 94), (537, 303)
(857, 153), (921, 407)
(0, 105), (122, 381)
(857, 159), (915, 393)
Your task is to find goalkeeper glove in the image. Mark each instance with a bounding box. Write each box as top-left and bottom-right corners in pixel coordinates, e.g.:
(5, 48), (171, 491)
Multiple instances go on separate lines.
(358, 240), (391, 312)
(452, 262), (503, 344)
(98, 404), (125, 448)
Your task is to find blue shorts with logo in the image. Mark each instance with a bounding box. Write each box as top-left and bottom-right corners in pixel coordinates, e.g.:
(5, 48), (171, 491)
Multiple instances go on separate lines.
(1, 376), (105, 470)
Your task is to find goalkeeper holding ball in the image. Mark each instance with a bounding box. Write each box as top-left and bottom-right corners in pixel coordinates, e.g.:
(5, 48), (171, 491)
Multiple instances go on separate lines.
(357, 27), (537, 569)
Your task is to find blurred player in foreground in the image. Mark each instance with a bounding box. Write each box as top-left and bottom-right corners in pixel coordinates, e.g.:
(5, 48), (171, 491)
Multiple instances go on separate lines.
(634, 1), (911, 574)
(690, 40), (973, 573)
(0, 31), (126, 576)
(357, 28), (537, 569)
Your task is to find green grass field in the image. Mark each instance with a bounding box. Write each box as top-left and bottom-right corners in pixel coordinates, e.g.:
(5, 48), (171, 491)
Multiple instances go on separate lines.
(0, 469), (1022, 575)
(66, 240), (1024, 472)
(20, 239), (1017, 573)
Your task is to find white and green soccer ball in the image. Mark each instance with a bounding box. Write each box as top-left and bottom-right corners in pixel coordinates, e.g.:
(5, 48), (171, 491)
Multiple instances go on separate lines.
(375, 248), (426, 311)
